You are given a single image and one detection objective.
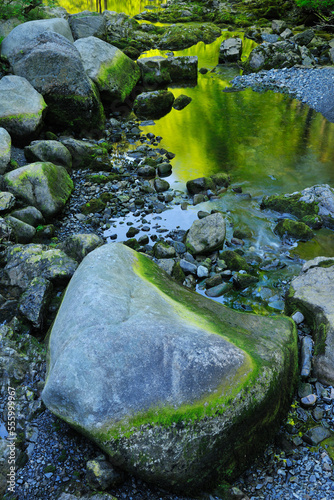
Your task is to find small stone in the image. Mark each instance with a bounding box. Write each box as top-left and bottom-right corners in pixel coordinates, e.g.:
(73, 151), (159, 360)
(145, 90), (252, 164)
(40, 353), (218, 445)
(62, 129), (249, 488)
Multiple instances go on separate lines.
(303, 426), (331, 446)
(197, 265), (209, 278)
(301, 393), (317, 407)
(292, 311), (304, 324)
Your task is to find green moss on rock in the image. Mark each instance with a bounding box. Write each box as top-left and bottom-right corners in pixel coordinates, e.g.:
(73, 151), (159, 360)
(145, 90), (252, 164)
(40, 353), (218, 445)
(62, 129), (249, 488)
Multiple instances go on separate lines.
(274, 219), (314, 241)
(261, 193), (319, 220)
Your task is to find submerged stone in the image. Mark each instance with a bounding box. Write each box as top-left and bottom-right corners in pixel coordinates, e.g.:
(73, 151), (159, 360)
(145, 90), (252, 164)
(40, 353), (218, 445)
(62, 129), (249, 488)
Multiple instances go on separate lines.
(134, 90), (175, 119)
(42, 243), (297, 493)
(274, 219), (314, 241)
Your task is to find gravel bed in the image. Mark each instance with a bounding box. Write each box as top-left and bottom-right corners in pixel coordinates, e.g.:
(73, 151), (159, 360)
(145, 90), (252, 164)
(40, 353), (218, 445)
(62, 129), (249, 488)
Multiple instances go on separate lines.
(231, 66), (334, 122)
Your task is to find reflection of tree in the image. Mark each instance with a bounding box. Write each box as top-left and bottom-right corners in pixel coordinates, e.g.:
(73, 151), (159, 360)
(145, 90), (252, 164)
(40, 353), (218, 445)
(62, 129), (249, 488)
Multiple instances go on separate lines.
(58, 0), (164, 15)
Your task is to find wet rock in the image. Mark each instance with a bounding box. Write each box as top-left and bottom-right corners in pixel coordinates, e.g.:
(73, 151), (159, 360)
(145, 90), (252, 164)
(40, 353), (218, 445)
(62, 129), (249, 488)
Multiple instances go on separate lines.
(219, 37), (242, 63)
(292, 29), (315, 46)
(186, 212), (226, 255)
(246, 40), (313, 72)
(197, 265), (209, 278)
(0, 127), (11, 174)
(42, 243), (297, 493)
(179, 258), (197, 274)
(300, 394), (317, 407)
(10, 206), (44, 227)
(157, 163), (172, 176)
(58, 234), (104, 263)
(19, 276), (53, 328)
(303, 426), (331, 445)
(0, 192), (15, 212)
(0, 76), (47, 143)
(205, 274), (223, 288)
(137, 165), (155, 177)
(60, 138), (110, 170)
(272, 19), (287, 34)
(173, 94), (192, 110)
(137, 56), (172, 86)
(158, 23), (221, 50)
(4, 162), (73, 218)
(287, 259), (334, 384)
(233, 272), (258, 290)
(205, 282), (232, 297)
(5, 215), (36, 243)
(300, 336), (313, 379)
(274, 219), (314, 241)
(24, 140), (72, 170)
(166, 56), (198, 82)
(74, 36), (140, 103)
(154, 241), (176, 259)
(157, 258), (175, 275)
(134, 90), (175, 119)
(186, 176), (215, 194)
(5, 244), (78, 289)
(69, 13), (107, 40)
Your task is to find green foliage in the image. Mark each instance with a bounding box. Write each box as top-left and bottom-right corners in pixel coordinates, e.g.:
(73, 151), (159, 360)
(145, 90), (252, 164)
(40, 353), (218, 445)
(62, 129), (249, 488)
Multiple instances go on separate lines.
(294, 0), (334, 10)
(0, 0), (58, 22)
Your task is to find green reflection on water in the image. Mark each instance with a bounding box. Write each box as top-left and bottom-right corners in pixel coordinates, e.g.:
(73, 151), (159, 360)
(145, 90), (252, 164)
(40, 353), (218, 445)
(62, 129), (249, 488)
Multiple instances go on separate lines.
(58, 0), (163, 15)
(291, 229), (334, 260)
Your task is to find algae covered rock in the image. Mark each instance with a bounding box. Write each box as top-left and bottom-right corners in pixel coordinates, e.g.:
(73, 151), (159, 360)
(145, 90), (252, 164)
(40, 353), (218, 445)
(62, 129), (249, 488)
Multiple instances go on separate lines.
(5, 243), (78, 289)
(74, 37), (140, 103)
(4, 162), (73, 218)
(274, 219), (314, 241)
(134, 90), (174, 119)
(159, 23), (221, 50)
(186, 212), (226, 255)
(287, 259), (334, 385)
(42, 243), (297, 493)
(0, 76), (47, 143)
(173, 94), (192, 111)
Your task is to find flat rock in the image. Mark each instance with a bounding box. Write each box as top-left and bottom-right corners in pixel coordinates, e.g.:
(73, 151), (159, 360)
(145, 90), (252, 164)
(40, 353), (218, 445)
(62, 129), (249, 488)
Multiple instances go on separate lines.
(287, 260), (334, 384)
(42, 243), (297, 493)
(0, 76), (47, 143)
(186, 212), (226, 255)
(4, 162), (73, 218)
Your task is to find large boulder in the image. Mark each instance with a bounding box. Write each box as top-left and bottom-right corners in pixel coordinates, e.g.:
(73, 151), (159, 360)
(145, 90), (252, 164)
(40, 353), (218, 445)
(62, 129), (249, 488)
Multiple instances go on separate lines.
(0, 18), (74, 63)
(158, 23), (221, 50)
(137, 55), (198, 87)
(246, 40), (314, 71)
(186, 212), (226, 254)
(5, 244), (78, 289)
(42, 243), (297, 493)
(69, 12), (107, 40)
(286, 257), (334, 385)
(134, 90), (174, 119)
(74, 37), (140, 103)
(0, 128), (11, 174)
(9, 31), (105, 133)
(24, 140), (72, 170)
(0, 76), (47, 143)
(4, 162), (73, 218)
(219, 37), (242, 63)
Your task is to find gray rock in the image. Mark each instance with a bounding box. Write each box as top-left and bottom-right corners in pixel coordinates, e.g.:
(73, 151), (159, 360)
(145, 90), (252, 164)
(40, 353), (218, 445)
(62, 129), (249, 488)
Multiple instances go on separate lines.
(0, 128), (11, 174)
(302, 255), (334, 273)
(280, 28), (293, 40)
(19, 276), (53, 328)
(0, 217), (12, 242)
(205, 282), (232, 297)
(5, 244), (78, 289)
(197, 265), (209, 278)
(292, 311), (304, 324)
(293, 29), (315, 46)
(1, 18), (74, 64)
(5, 215), (36, 243)
(247, 41), (304, 71)
(153, 242), (176, 259)
(0, 18), (21, 39)
(156, 258), (175, 275)
(186, 212), (226, 255)
(179, 258), (197, 274)
(24, 140), (72, 170)
(59, 234), (104, 263)
(69, 13), (107, 40)
(86, 457), (123, 490)
(288, 263), (334, 384)
(9, 206), (44, 227)
(166, 56), (198, 82)
(303, 426), (331, 446)
(59, 138), (106, 169)
(11, 31), (105, 133)
(74, 37), (140, 103)
(219, 38), (242, 63)
(0, 192), (15, 212)
(0, 76), (47, 143)
(42, 243), (297, 492)
(154, 178), (170, 193)
(157, 163), (172, 176)
(4, 162), (73, 218)
(300, 336), (313, 379)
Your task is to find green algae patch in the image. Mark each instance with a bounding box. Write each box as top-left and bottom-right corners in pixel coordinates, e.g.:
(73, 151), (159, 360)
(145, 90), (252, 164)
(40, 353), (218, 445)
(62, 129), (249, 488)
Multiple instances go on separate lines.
(96, 53), (140, 103)
(274, 219), (314, 241)
(261, 192), (319, 220)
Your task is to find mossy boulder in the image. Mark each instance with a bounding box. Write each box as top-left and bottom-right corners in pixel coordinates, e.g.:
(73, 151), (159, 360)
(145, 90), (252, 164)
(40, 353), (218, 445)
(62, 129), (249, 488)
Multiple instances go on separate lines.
(4, 162), (73, 218)
(60, 138), (111, 170)
(74, 37), (140, 103)
(42, 243), (297, 493)
(286, 259), (334, 385)
(9, 31), (105, 134)
(0, 75), (47, 144)
(137, 56), (172, 87)
(173, 94), (192, 111)
(80, 197), (106, 215)
(158, 23), (221, 50)
(187, 173), (230, 194)
(24, 140), (72, 171)
(262, 185), (334, 229)
(134, 90), (175, 119)
(274, 219), (314, 241)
